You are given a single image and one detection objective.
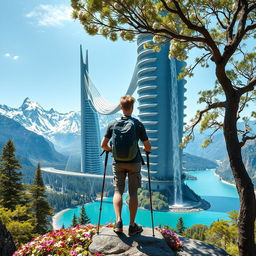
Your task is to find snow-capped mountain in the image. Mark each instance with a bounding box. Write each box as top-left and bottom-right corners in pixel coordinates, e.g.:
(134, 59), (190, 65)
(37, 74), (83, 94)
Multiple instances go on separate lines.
(0, 98), (80, 138)
(0, 98), (121, 154)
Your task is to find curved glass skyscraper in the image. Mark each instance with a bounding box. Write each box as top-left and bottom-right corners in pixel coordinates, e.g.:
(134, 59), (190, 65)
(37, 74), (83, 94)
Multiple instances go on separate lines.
(80, 38), (201, 205)
(136, 35), (187, 203)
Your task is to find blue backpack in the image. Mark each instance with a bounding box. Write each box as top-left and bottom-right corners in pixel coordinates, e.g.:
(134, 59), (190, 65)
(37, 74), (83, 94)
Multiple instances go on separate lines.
(112, 117), (138, 161)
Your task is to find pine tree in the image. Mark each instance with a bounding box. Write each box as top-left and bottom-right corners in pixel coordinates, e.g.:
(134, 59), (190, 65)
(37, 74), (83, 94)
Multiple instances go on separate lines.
(72, 213), (78, 227)
(176, 217), (185, 234)
(29, 163), (53, 234)
(0, 140), (24, 210)
(79, 203), (90, 225)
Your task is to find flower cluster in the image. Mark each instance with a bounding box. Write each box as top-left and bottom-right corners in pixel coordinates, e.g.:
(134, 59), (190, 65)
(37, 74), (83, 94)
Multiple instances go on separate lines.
(105, 223), (114, 228)
(13, 224), (103, 256)
(156, 228), (183, 251)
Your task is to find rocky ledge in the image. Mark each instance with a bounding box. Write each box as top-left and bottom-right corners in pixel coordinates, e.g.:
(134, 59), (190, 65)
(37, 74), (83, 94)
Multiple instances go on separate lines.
(89, 226), (230, 256)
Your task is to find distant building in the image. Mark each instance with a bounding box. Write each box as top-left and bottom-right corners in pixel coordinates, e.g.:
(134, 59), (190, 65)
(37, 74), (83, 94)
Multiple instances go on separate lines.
(80, 38), (201, 204)
(80, 46), (102, 174)
(136, 34), (185, 178)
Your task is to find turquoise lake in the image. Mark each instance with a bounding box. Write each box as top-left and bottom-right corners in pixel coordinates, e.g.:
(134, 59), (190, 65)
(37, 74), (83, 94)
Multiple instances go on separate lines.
(57, 170), (239, 229)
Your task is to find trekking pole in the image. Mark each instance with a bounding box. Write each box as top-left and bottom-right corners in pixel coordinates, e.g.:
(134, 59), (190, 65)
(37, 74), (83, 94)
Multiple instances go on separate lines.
(146, 151), (155, 237)
(97, 150), (109, 234)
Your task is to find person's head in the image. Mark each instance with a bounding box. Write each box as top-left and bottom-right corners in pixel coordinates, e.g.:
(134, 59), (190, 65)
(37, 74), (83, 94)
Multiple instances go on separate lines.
(120, 95), (135, 115)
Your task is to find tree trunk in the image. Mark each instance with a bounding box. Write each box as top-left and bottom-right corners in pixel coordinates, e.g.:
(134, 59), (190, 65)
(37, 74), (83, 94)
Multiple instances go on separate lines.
(223, 96), (256, 256)
(0, 219), (16, 256)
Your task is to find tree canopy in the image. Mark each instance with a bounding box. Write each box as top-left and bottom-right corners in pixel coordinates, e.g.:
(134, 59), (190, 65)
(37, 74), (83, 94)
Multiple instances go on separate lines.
(72, 0), (256, 136)
(71, 1), (256, 255)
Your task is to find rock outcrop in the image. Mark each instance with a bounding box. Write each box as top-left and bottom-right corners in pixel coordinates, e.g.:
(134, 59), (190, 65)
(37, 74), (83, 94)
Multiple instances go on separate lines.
(89, 226), (174, 256)
(89, 226), (228, 256)
(89, 226), (230, 256)
(0, 220), (16, 256)
(177, 236), (230, 256)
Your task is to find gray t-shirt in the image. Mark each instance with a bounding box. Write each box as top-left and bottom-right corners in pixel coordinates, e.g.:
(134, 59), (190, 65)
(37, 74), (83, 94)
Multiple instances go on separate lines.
(104, 115), (148, 163)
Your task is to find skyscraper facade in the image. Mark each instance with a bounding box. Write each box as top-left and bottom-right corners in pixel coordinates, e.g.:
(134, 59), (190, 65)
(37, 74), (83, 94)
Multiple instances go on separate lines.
(137, 34), (186, 181)
(80, 39), (200, 204)
(80, 46), (102, 174)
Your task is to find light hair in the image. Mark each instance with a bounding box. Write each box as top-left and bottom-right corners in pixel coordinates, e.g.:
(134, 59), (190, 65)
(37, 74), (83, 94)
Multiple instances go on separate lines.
(120, 95), (135, 111)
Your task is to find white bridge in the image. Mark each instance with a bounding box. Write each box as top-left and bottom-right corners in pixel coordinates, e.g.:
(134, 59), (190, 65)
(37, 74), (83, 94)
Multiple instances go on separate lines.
(42, 167), (113, 180)
(41, 167), (173, 184)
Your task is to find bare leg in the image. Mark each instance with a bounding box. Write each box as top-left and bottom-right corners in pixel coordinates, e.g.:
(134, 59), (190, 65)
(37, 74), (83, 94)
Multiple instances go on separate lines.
(129, 190), (138, 226)
(113, 191), (123, 222)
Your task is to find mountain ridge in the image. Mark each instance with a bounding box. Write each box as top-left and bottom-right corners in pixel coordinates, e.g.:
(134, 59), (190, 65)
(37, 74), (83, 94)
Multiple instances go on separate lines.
(0, 114), (66, 167)
(0, 98), (120, 153)
(0, 98), (80, 138)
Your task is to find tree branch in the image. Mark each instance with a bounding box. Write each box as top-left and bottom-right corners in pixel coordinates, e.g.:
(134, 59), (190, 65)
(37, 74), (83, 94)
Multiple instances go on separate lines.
(161, 0), (222, 61)
(223, 1), (249, 62)
(239, 78), (256, 95)
(187, 102), (226, 137)
(227, 0), (242, 44)
(186, 52), (211, 74)
(114, 1), (148, 29)
(248, 3), (256, 13)
(150, 27), (206, 43)
(211, 8), (228, 29)
(240, 134), (256, 147)
(245, 23), (256, 33)
(209, 125), (223, 139)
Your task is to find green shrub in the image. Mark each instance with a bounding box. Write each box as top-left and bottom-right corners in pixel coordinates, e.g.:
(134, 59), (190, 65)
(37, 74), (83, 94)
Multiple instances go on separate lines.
(184, 224), (208, 240)
(133, 189), (169, 211)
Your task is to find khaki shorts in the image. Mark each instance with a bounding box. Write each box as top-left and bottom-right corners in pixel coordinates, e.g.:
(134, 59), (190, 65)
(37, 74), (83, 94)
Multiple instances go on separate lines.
(112, 162), (141, 196)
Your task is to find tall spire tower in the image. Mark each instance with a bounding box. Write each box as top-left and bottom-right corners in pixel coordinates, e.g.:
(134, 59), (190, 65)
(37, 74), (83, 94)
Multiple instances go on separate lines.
(80, 45), (102, 174)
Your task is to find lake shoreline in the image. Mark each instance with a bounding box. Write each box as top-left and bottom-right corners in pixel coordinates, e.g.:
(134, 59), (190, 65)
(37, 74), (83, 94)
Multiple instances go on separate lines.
(214, 172), (236, 188)
(214, 171), (256, 194)
(52, 208), (71, 230)
(52, 200), (96, 230)
(53, 170), (240, 228)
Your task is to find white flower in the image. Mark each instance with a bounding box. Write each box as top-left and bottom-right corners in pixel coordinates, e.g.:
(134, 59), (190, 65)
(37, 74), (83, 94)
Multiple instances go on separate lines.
(75, 247), (83, 252)
(114, 3), (120, 9)
(153, 35), (161, 44)
(152, 22), (160, 30)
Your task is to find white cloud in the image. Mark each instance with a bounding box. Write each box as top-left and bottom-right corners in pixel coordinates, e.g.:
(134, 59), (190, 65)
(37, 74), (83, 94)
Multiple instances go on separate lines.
(4, 53), (19, 60)
(26, 4), (73, 27)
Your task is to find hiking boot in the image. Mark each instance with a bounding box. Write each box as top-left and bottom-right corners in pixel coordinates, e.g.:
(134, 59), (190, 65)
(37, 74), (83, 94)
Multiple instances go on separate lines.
(113, 220), (123, 233)
(128, 223), (143, 236)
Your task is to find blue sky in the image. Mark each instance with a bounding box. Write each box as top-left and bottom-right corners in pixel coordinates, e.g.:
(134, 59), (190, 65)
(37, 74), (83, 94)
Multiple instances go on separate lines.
(0, 0), (217, 120)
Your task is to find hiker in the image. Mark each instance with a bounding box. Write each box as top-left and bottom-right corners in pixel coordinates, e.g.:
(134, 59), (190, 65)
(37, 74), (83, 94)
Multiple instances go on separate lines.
(101, 95), (151, 236)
